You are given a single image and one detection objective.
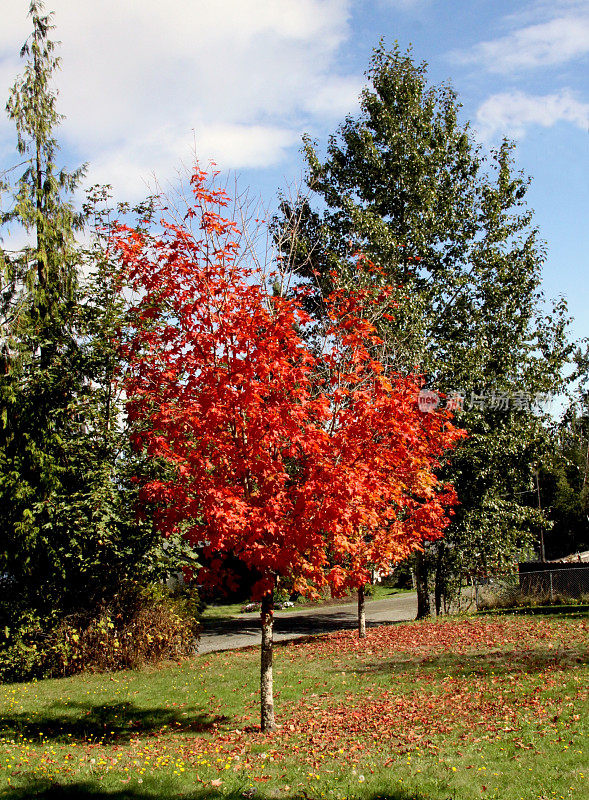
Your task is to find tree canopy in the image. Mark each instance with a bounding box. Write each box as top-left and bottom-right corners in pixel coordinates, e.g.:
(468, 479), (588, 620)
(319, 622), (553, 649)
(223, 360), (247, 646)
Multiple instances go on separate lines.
(276, 44), (572, 613)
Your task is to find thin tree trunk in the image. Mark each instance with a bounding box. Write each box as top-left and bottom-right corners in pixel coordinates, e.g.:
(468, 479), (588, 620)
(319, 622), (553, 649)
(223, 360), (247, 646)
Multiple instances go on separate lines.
(415, 549), (431, 619)
(434, 544), (444, 617)
(260, 591), (276, 733)
(535, 470), (546, 562)
(358, 585), (366, 638)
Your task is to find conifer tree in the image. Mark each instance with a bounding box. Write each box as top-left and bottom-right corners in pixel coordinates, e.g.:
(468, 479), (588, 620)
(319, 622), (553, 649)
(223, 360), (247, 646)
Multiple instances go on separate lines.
(0, 4), (176, 646)
(0, 1), (88, 618)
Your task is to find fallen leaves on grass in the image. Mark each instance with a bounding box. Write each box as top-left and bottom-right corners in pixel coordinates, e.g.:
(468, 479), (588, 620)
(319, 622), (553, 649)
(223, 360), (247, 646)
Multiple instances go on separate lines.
(285, 615), (589, 664)
(1, 615), (587, 793)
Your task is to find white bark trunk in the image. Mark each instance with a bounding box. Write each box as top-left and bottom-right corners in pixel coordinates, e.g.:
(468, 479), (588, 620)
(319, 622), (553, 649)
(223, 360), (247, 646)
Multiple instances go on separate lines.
(358, 585), (366, 639)
(260, 592), (276, 732)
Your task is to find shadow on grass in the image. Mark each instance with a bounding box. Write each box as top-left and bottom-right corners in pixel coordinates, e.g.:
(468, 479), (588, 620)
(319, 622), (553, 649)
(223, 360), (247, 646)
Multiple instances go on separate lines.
(350, 644), (588, 680)
(0, 700), (229, 744)
(2, 783), (433, 800)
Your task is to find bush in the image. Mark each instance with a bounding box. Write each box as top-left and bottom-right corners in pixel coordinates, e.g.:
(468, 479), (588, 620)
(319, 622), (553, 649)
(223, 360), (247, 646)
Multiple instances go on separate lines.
(479, 588), (589, 611)
(0, 582), (200, 683)
(380, 560), (414, 589)
(0, 609), (49, 683)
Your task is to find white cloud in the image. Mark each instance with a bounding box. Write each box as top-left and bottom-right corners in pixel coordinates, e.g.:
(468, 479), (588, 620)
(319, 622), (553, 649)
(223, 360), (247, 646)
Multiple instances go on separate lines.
(195, 124), (300, 170)
(0, 221), (32, 254)
(454, 11), (589, 72)
(303, 75), (363, 117)
(84, 122), (300, 197)
(502, 0), (589, 28)
(476, 89), (589, 141)
(0, 0), (357, 198)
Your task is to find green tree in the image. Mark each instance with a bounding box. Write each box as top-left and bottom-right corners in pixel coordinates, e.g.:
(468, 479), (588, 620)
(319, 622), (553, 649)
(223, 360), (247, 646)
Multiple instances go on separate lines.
(3, 1), (84, 365)
(0, 0), (88, 620)
(278, 44), (572, 615)
(535, 351), (589, 560)
(536, 424), (589, 561)
(0, 4), (191, 658)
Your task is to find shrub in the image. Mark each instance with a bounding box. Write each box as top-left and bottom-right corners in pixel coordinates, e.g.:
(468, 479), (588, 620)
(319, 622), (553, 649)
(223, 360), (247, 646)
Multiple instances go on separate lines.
(479, 588), (587, 611)
(381, 560), (414, 589)
(0, 609), (50, 683)
(0, 582), (200, 682)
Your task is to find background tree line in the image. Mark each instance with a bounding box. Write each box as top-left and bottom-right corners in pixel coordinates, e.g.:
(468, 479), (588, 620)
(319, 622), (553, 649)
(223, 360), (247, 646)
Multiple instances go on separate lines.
(274, 42), (585, 614)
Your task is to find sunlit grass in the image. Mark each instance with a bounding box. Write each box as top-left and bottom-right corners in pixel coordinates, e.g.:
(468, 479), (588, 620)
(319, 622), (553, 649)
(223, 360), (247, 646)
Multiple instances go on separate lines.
(0, 613), (587, 799)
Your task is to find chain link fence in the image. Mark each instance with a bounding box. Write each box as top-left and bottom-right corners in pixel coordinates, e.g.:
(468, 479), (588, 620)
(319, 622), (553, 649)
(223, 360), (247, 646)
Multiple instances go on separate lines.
(474, 565), (589, 610)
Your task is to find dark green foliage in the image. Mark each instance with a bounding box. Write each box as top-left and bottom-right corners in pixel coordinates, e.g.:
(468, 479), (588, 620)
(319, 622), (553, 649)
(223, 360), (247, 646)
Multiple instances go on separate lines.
(0, 3), (198, 679)
(278, 44), (573, 610)
(0, 1), (90, 620)
(537, 404), (589, 560)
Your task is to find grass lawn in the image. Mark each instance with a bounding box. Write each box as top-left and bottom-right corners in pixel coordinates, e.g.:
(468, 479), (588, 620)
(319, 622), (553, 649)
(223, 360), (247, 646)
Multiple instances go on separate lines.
(0, 613), (587, 800)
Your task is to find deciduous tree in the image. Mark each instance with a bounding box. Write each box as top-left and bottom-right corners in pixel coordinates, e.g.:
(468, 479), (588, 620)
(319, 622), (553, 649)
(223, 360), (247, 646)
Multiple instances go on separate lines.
(115, 167), (463, 728)
(277, 44), (572, 615)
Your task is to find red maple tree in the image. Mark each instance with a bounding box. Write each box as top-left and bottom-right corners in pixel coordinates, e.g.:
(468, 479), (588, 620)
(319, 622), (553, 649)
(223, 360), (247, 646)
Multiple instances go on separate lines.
(113, 168), (463, 732)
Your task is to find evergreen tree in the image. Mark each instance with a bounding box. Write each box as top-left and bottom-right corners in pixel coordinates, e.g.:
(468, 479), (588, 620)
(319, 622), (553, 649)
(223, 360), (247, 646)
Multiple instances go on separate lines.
(536, 351), (589, 560)
(0, 0), (88, 619)
(0, 4), (187, 654)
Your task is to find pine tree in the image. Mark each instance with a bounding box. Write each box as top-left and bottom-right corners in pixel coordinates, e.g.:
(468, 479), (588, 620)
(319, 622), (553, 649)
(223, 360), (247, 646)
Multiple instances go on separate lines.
(0, 1), (88, 618)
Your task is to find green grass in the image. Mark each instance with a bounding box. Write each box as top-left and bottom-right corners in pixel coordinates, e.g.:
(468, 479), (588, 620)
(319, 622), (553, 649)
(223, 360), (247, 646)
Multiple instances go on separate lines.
(365, 585), (412, 603)
(200, 600), (252, 619)
(0, 612), (587, 800)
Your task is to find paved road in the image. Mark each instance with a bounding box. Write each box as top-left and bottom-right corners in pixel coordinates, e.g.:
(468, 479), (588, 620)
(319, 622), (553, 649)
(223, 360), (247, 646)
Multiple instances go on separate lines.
(198, 592), (417, 654)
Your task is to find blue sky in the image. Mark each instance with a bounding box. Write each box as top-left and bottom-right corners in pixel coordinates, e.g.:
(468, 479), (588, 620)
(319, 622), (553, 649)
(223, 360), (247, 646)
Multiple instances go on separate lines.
(1, 0), (588, 340)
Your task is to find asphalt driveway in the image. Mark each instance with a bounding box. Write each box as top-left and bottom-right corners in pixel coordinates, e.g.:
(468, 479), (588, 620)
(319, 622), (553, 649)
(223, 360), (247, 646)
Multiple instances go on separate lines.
(198, 592), (417, 654)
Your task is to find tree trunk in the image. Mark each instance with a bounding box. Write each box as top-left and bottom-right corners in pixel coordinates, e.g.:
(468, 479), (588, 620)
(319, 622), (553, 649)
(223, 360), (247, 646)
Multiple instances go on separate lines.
(260, 591), (276, 732)
(434, 544), (444, 617)
(415, 549), (431, 619)
(358, 585), (366, 638)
